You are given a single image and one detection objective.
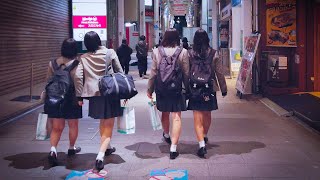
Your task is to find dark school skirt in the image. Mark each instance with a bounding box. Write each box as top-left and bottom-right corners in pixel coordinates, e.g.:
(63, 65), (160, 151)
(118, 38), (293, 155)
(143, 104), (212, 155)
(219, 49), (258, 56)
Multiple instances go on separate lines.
(187, 92), (218, 111)
(156, 93), (187, 112)
(47, 97), (82, 119)
(88, 96), (123, 119)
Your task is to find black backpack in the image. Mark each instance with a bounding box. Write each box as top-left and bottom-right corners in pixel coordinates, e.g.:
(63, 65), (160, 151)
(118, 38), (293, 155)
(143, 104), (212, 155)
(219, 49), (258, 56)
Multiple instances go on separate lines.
(155, 46), (183, 95)
(189, 48), (216, 101)
(44, 59), (79, 114)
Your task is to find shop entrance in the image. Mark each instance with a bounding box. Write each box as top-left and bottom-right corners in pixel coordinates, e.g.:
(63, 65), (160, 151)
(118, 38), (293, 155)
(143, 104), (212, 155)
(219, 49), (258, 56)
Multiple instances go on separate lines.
(315, 4), (320, 91)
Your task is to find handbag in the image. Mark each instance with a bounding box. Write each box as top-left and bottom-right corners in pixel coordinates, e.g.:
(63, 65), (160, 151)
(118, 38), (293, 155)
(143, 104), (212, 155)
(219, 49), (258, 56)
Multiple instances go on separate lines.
(99, 52), (138, 100)
(117, 105), (136, 134)
(99, 73), (138, 100)
(148, 101), (162, 130)
(36, 112), (52, 140)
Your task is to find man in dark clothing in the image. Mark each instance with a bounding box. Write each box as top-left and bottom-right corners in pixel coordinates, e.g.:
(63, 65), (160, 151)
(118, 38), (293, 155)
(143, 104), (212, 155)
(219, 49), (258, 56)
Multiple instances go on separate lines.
(135, 35), (148, 77)
(116, 39), (133, 74)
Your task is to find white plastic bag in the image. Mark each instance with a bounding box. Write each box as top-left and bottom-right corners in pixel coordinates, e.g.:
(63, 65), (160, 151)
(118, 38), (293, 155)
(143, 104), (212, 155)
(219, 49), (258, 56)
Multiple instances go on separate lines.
(36, 112), (51, 140)
(148, 101), (162, 130)
(117, 107), (136, 134)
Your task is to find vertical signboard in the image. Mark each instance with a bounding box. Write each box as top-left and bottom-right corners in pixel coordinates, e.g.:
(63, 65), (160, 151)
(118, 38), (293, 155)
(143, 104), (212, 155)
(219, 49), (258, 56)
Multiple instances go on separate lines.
(236, 34), (261, 94)
(266, 0), (297, 47)
(72, 0), (107, 44)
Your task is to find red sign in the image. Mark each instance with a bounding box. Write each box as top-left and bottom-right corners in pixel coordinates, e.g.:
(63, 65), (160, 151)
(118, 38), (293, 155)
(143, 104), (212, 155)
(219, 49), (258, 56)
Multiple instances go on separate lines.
(73, 16), (107, 28)
(145, 10), (154, 17)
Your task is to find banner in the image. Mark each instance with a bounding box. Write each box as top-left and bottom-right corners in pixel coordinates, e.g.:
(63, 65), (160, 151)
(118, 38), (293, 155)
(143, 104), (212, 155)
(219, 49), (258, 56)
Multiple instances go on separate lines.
(169, 0), (189, 16)
(236, 34), (261, 94)
(266, 0), (297, 47)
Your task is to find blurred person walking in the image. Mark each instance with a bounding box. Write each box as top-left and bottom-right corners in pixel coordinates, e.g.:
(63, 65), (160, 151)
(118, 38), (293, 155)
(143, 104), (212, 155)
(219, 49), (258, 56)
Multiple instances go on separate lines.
(75, 31), (123, 172)
(116, 39), (133, 74)
(147, 28), (189, 159)
(135, 35), (148, 77)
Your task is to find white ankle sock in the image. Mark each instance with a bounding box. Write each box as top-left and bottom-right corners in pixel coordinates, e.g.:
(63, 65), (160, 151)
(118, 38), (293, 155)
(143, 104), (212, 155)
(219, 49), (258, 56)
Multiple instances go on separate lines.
(199, 141), (205, 148)
(170, 144), (177, 152)
(164, 133), (170, 138)
(50, 146), (57, 156)
(69, 146), (75, 150)
(96, 152), (105, 161)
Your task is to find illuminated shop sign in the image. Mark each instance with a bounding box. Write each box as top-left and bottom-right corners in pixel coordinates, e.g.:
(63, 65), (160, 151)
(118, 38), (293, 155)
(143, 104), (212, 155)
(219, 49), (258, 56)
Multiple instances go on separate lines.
(73, 16), (107, 28)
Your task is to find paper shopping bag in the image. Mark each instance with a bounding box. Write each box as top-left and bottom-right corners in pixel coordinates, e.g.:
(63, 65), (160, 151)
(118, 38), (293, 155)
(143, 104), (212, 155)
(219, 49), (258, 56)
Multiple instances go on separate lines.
(36, 112), (51, 140)
(148, 101), (162, 130)
(117, 107), (136, 134)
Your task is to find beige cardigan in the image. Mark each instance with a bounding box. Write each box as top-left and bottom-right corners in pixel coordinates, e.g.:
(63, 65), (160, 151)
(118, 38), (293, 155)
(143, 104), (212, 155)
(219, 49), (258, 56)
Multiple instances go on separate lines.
(147, 47), (190, 94)
(74, 46), (123, 97)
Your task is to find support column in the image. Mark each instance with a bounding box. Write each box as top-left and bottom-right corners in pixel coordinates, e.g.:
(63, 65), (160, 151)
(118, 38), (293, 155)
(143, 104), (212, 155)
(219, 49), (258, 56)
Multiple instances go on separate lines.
(154, 0), (160, 45)
(211, 0), (218, 49)
(139, 0), (146, 36)
(118, 0), (124, 45)
(201, 0), (208, 31)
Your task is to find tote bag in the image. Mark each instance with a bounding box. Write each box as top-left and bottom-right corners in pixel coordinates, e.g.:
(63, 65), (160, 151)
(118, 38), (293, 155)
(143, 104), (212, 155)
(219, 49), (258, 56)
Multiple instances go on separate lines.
(36, 112), (52, 140)
(148, 101), (162, 130)
(117, 106), (136, 134)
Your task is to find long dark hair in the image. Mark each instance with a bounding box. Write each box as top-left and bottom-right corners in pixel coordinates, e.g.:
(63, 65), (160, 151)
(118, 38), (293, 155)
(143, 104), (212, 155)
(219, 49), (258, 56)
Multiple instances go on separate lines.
(61, 38), (77, 59)
(193, 29), (210, 57)
(161, 28), (180, 48)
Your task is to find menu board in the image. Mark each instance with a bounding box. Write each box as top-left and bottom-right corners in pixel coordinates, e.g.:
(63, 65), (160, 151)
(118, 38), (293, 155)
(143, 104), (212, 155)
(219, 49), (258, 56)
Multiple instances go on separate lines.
(236, 34), (261, 94)
(169, 0), (189, 16)
(266, 0), (297, 47)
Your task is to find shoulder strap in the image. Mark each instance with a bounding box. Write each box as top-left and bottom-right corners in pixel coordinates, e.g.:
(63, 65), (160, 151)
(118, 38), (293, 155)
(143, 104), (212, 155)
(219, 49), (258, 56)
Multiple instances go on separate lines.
(64, 60), (79, 72)
(104, 49), (113, 75)
(158, 46), (167, 58)
(51, 59), (59, 71)
(172, 47), (183, 59)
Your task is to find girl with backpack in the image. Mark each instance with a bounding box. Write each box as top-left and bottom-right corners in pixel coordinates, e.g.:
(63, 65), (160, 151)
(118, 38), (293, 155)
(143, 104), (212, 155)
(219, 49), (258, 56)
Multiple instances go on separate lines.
(43, 38), (82, 166)
(147, 28), (190, 160)
(188, 29), (227, 158)
(74, 31), (123, 172)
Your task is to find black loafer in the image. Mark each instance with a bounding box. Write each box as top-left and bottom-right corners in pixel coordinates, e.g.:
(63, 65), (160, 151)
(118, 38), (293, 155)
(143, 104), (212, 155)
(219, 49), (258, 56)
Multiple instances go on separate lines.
(93, 160), (104, 173)
(48, 151), (58, 166)
(105, 147), (116, 156)
(197, 147), (207, 158)
(163, 132), (172, 144)
(68, 147), (81, 156)
(204, 137), (208, 144)
(170, 151), (179, 160)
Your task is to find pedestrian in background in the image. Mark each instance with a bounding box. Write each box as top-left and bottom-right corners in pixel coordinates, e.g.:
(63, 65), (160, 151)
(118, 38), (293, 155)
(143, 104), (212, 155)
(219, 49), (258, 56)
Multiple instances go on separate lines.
(188, 29), (227, 158)
(44, 38), (82, 166)
(147, 28), (189, 160)
(135, 35), (148, 77)
(182, 37), (190, 50)
(116, 39), (133, 74)
(75, 31), (123, 172)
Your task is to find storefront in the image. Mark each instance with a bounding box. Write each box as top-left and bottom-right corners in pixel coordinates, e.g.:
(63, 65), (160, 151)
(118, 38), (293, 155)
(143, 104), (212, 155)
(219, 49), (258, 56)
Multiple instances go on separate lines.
(258, 0), (320, 95)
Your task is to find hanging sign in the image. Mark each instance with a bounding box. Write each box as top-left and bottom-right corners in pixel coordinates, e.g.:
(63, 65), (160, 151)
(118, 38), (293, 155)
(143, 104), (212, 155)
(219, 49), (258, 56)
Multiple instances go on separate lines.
(169, 0), (189, 16)
(232, 0), (242, 7)
(236, 34), (261, 94)
(266, 0), (297, 47)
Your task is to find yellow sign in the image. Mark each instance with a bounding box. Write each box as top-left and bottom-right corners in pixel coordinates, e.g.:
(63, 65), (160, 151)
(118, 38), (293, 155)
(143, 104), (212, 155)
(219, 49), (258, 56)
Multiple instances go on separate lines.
(266, 0), (297, 47)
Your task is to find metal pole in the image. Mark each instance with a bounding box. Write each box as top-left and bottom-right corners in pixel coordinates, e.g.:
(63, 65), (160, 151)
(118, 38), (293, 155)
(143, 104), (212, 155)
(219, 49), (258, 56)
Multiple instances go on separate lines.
(30, 63), (34, 102)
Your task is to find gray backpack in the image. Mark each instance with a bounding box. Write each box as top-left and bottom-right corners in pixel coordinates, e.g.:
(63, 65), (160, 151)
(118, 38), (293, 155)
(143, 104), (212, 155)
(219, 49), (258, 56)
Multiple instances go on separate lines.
(155, 46), (183, 95)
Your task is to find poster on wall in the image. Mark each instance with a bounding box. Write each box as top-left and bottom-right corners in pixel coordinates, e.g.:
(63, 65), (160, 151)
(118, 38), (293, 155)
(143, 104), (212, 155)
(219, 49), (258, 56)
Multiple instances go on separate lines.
(72, 0), (107, 43)
(266, 0), (297, 47)
(236, 34), (261, 94)
(229, 48), (241, 74)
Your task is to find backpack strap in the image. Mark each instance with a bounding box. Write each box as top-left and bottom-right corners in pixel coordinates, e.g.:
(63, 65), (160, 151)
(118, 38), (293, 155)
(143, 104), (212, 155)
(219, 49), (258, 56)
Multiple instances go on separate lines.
(158, 46), (167, 58)
(51, 59), (59, 71)
(64, 60), (79, 72)
(172, 47), (183, 59)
